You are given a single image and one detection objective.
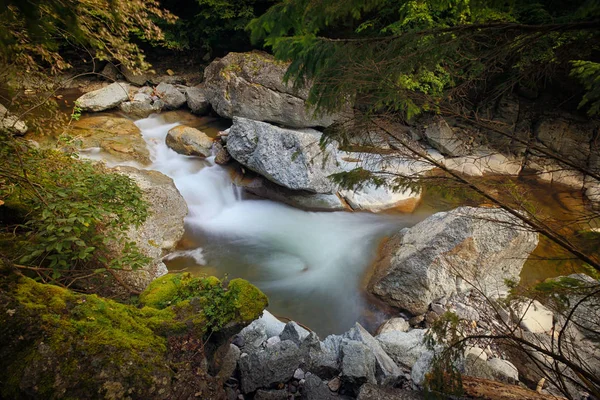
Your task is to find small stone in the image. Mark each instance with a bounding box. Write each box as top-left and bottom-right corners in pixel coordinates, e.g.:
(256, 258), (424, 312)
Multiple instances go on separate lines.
(214, 141), (232, 165)
(156, 82), (186, 109)
(327, 377), (341, 392)
(166, 125), (213, 157)
(512, 300), (553, 333)
(293, 368), (305, 380)
(409, 315), (425, 326)
(425, 311), (439, 326)
(266, 336), (281, 347)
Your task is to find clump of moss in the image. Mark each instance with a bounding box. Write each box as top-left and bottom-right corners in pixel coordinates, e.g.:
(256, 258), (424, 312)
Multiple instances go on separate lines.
(140, 273), (268, 331)
(0, 266), (268, 399)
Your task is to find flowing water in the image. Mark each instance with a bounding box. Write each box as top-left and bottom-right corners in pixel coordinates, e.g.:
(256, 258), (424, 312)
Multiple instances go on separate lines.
(77, 111), (599, 336)
(131, 115), (422, 335)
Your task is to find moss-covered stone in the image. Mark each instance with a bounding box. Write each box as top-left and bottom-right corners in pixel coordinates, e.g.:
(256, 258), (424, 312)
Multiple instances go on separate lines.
(0, 264), (267, 399)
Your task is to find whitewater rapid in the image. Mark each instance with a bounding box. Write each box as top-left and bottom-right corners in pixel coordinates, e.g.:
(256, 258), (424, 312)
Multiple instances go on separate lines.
(103, 114), (416, 334)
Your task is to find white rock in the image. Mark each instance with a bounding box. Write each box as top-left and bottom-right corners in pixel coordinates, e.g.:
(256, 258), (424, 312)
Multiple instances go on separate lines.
(444, 152), (523, 177)
(487, 358), (519, 383)
(75, 82), (130, 112)
(0, 103), (27, 134)
(377, 318), (410, 334)
(513, 300), (554, 333)
(258, 310), (286, 338)
(376, 329), (428, 369)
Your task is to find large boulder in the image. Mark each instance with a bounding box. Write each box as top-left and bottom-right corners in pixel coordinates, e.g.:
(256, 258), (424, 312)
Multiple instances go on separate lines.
(109, 167), (187, 294)
(369, 207), (539, 315)
(75, 82), (130, 112)
(227, 117), (341, 193)
(204, 51), (345, 128)
(166, 125), (213, 157)
(71, 115), (151, 165)
(0, 103), (28, 135)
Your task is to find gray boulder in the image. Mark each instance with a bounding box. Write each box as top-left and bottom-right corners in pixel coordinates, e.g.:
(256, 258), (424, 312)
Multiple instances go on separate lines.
(0, 103), (28, 135)
(369, 207), (539, 315)
(280, 321), (310, 345)
(166, 125), (213, 157)
(185, 86), (210, 115)
(238, 175), (347, 211)
(486, 358), (519, 383)
(340, 339), (377, 386)
(239, 340), (301, 393)
(303, 334), (341, 378)
(376, 329), (428, 370)
(204, 51), (346, 128)
(75, 82), (130, 112)
(155, 82), (186, 109)
(237, 320), (268, 353)
(345, 323), (402, 385)
(410, 351), (434, 387)
(227, 117), (341, 193)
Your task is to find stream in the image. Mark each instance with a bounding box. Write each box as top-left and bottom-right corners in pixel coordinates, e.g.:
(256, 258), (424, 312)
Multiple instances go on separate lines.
(133, 115), (422, 335)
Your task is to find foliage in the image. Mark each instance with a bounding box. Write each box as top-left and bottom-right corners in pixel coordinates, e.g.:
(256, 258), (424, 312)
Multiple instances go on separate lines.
(0, 135), (150, 287)
(571, 60), (600, 116)
(0, 0), (176, 136)
(249, 0), (600, 119)
(158, 0), (278, 54)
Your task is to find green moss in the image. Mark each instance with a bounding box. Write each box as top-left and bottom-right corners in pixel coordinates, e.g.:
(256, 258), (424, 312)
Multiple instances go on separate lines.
(1, 269), (268, 398)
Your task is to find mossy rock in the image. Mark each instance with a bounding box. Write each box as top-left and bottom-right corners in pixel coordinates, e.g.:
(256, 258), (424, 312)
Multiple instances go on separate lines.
(0, 265), (267, 399)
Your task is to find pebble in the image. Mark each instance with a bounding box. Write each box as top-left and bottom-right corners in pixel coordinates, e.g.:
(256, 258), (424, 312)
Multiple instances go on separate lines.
(327, 377), (341, 392)
(293, 368), (305, 380)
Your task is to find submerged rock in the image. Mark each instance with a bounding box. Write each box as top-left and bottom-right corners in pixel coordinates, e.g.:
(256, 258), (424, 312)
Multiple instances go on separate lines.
(72, 115), (151, 165)
(369, 206), (539, 315)
(204, 51), (346, 128)
(75, 82), (130, 112)
(166, 125), (213, 157)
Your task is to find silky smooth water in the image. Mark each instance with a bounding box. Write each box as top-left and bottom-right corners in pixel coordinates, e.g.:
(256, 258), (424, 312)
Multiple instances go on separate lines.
(128, 115), (422, 335)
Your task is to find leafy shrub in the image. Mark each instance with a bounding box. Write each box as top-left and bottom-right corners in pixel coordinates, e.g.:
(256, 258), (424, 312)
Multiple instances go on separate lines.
(0, 135), (150, 287)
